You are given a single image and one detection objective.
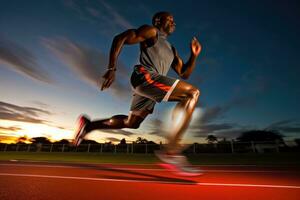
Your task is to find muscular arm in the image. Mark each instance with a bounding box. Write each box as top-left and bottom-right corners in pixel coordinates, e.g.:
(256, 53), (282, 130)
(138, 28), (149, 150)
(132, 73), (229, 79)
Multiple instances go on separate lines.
(101, 25), (157, 90)
(108, 25), (157, 69)
(171, 37), (201, 80)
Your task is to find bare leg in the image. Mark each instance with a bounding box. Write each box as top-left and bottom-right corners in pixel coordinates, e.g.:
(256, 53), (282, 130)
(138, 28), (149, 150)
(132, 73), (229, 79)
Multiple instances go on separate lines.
(165, 81), (200, 154)
(86, 111), (148, 133)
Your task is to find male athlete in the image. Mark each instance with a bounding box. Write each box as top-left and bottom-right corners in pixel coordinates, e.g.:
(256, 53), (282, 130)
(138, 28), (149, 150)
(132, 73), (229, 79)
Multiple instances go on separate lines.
(74, 12), (202, 175)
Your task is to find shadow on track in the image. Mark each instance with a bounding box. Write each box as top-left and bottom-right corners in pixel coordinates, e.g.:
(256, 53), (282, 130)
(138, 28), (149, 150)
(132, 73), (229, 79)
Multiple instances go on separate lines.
(70, 163), (198, 185)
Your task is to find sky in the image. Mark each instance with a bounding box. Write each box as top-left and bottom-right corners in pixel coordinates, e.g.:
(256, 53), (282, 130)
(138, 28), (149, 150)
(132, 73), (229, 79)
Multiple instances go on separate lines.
(0, 0), (300, 144)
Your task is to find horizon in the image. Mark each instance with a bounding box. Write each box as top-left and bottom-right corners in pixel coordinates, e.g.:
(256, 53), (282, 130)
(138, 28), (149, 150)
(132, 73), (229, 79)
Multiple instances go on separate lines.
(1, 0), (300, 145)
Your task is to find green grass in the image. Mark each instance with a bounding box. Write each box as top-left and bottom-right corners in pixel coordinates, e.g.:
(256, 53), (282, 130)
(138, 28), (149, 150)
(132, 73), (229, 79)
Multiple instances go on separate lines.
(1, 152), (300, 166)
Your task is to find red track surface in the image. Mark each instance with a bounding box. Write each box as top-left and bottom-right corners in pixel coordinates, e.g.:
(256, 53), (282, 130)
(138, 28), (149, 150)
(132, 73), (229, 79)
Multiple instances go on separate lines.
(0, 161), (299, 200)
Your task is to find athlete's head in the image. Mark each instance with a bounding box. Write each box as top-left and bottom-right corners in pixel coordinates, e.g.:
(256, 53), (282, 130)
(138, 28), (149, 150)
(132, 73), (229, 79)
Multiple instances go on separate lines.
(152, 11), (176, 35)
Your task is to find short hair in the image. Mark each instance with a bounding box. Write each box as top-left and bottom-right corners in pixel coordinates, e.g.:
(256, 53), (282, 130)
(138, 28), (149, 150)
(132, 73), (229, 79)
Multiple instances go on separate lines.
(152, 11), (172, 26)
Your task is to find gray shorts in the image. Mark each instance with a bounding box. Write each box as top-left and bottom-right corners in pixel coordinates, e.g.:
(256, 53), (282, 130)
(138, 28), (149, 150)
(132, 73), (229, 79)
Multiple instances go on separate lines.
(130, 65), (179, 114)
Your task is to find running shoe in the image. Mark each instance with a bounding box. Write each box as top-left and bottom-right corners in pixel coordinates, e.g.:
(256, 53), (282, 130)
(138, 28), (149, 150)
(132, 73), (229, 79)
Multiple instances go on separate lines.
(73, 115), (90, 147)
(156, 150), (203, 176)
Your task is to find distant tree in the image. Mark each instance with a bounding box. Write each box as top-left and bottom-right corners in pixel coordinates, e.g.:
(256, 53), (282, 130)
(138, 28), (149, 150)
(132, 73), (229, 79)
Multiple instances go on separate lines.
(206, 135), (218, 144)
(237, 130), (284, 142)
(30, 137), (51, 144)
(119, 138), (127, 145)
(218, 137), (230, 144)
(147, 140), (157, 145)
(54, 139), (70, 144)
(136, 137), (148, 144)
(16, 136), (28, 144)
(81, 139), (99, 144)
(294, 138), (300, 146)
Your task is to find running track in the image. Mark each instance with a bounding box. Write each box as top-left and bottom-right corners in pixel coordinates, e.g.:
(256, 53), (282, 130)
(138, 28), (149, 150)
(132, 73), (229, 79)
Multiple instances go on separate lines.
(0, 161), (299, 200)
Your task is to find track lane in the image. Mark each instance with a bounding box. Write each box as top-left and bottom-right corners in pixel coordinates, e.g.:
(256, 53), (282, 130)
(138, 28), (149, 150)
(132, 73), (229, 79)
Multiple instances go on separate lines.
(0, 161), (299, 200)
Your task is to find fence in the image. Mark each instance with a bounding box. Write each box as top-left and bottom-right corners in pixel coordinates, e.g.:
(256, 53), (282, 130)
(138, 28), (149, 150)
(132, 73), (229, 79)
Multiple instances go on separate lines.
(0, 140), (298, 154)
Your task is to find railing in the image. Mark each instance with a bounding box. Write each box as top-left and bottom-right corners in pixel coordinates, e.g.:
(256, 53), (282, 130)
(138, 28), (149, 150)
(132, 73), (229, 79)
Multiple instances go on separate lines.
(0, 140), (298, 154)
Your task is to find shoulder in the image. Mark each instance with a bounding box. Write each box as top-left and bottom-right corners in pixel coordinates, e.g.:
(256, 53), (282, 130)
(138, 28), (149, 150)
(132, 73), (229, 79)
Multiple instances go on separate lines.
(136, 24), (157, 38)
(138, 24), (157, 32)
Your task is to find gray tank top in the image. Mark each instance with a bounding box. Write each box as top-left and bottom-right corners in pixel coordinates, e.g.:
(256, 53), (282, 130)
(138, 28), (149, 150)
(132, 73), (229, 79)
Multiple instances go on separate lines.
(139, 29), (174, 75)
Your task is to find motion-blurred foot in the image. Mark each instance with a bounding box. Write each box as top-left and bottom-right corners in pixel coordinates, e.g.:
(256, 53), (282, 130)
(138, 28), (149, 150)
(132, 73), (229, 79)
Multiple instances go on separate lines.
(156, 150), (203, 176)
(73, 115), (90, 147)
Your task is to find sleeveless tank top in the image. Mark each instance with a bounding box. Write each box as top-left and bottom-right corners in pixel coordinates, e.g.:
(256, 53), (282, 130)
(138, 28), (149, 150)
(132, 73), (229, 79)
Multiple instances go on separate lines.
(139, 29), (174, 75)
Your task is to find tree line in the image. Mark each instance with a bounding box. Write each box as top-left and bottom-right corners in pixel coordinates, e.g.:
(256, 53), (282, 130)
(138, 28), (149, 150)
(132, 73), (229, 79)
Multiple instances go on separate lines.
(2, 129), (300, 146)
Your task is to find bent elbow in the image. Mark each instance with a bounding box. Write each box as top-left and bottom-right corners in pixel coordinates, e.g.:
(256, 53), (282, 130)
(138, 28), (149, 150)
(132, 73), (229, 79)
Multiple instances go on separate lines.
(181, 74), (189, 80)
(113, 34), (123, 44)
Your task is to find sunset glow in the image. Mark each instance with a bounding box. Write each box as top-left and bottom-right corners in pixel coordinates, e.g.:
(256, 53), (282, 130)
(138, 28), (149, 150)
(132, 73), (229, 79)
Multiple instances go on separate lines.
(0, 120), (73, 143)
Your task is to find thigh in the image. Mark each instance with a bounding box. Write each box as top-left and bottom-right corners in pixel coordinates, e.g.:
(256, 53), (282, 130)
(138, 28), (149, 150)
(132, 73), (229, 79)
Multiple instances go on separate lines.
(130, 93), (156, 115)
(134, 74), (178, 102)
(167, 80), (197, 101)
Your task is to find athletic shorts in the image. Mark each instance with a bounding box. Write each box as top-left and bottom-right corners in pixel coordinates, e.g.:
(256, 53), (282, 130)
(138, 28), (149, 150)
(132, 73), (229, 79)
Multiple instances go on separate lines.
(130, 65), (179, 114)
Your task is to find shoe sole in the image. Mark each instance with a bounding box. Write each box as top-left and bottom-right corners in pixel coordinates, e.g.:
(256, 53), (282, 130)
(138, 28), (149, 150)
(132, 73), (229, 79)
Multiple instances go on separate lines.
(158, 163), (203, 177)
(73, 119), (87, 147)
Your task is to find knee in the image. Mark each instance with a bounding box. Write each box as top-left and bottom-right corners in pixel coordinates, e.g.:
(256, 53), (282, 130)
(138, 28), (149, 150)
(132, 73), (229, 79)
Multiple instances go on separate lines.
(126, 121), (141, 129)
(186, 87), (200, 100)
(124, 119), (142, 129)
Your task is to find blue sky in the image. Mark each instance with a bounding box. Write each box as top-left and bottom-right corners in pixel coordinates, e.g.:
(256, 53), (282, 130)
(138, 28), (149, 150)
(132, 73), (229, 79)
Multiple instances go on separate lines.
(0, 0), (300, 144)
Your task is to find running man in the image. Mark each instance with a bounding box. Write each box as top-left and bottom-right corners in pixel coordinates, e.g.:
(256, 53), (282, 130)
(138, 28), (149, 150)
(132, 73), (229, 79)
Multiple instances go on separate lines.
(74, 11), (202, 175)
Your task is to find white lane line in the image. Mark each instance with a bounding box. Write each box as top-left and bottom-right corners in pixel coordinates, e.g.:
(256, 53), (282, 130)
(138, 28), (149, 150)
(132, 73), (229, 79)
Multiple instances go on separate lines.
(197, 182), (300, 189)
(0, 163), (291, 173)
(0, 173), (300, 189)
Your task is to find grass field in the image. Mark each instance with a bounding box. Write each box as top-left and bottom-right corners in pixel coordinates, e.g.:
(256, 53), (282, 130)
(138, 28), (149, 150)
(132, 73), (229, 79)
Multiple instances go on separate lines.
(1, 152), (300, 166)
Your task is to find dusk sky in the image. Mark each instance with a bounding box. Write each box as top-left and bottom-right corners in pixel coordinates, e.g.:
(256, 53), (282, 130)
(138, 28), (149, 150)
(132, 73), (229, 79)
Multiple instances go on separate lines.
(0, 0), (300, 144)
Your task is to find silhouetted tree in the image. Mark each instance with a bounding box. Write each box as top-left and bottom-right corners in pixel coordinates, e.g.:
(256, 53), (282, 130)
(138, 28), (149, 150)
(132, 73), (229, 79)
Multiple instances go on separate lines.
(81, 139), (99, 144)
(294, 138), (300, 146)
(119, 138), (126, 145)
(147, 141), (157, 145)
(30, 137), (51, 144)
(237, 130), (284, 142)
(16, 136), (28, 144)
(54, 139), (70, 144)
(136, 137), (148, 144)
(217, 137), (230, 144)
(206, 135), (218, 144)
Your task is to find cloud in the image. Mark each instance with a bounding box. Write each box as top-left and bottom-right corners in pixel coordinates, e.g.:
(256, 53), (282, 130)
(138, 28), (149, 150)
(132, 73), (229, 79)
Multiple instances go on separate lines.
(104, 137), (121, 142)
(191, 121), (250, 139)
(266, 120), (300, 133)
(0, 126), (22, 132)
(0, 101), (51, 124)
(42, 37), (131, 99)
(193, 123), (234, 134)
(191, 121), (239, 138)
(63, 0), (133, 35)
(145, 118), (167, 137)
(197, 94), (257, 124)
(190, 97), (255, 139)
(0, 135), (18, 142)
(30, 101), (51, 109)
(215, 127), (250, 139)
(0, 38), (53, 83)
(99, 0), (133, 29)
(199, 106), (226, 124)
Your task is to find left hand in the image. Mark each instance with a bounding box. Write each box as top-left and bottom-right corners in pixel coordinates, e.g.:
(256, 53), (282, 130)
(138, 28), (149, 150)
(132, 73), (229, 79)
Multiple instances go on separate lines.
(190, 37), (201, 56)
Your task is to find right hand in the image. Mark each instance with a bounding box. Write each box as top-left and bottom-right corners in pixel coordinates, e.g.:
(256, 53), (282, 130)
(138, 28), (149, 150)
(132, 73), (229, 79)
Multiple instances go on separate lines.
(101, 69), (116, 91)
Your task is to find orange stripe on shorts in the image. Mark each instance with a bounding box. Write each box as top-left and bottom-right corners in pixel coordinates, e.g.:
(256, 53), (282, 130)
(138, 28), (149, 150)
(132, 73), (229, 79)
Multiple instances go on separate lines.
(139, 66), (171, 92)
